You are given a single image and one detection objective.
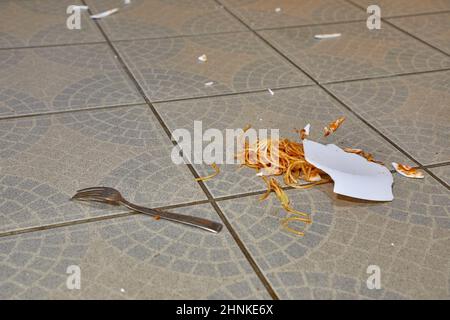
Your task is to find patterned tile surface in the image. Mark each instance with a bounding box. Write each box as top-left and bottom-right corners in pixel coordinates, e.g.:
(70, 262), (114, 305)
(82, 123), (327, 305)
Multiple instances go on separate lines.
(218, 0), (366, 29)
(114, 32), (312, 102)
(217, 173), (450, 299)
(0, 0), (104, 49)
(85, 0), (246, 41)
(1, 0), (450, 300)
(156, 86), (410, 198)
(388, 13), (450, 55)
(326, 71), (450, 165)
(259, 21), (450, 83)
(430, 166), (450, 187)
(0, 106), (206, 233)
(0, 204), (270, 299)
(350, 0), (450, 17)
(0, 44), (143, 118)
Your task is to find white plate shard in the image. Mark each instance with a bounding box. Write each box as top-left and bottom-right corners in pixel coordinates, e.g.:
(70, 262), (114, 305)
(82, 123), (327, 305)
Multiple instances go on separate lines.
(268, 88), (274, 95)
(314, 33), (341, 40)
(303, 140), (394, 201)
(392, 162), (424, 179)
(198, 54), (207, 62)
(300, 123), (310, 140)
(90, 8), (119, 19)
(204, 81), (214, 86)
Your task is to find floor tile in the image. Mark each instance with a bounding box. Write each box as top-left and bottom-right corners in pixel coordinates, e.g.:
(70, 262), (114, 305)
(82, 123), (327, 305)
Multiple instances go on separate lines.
(350, 0), (450, 17)
(0, 105), (206, 233)
(0, 44), (143, 118)
(217, 173), (450, 299)
(259, 21), (450, 83)
(429, 166), (450, 187)
(85, 0), (246, 41)
(388, 12), (450, 55)
(155, 86), (410, 198)
(219, 0), (366, 29)
(114, 32), (312, 102)
(0, 0), (105, 49)
(0, 204), (270, 299)
(325, 71), (450, 165)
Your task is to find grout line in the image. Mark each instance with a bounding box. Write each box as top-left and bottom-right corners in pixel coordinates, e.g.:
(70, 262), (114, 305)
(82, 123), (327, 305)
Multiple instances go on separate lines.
(256, 18), (367, 32)
(322, 68), (450, 85)
(344, 0), (450, 57)
(0, 102), (145, 122)
(110, 29), (250, 43)
(0, 199), (213, 239)
(386, 9), (450, 19)
(5, 157), (447, 239)
(0, 212), (132, 239)
(151, 83), (314, 104)
(423, 162), (450, 169)
(81, 0), (279, 301)
(216, 0), (450, 192)
(0, 40), (107, 51)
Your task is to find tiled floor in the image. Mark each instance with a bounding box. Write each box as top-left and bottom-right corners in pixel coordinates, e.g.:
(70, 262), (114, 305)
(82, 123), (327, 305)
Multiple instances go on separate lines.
(0, 0), (449, 300)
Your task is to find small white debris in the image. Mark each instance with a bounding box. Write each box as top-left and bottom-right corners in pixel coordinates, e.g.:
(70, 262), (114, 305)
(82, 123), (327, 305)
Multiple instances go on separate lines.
(268, 88), (274, 96)
(204, 81), (214, 86)
(124, 0), (131, 4)
(90, 8), (119, 19)
(120, 288), (125, 293)
(390, 243), (395, 247)
(198, 54), (207, 62)
(314, 33), (342, 40)
(275, 7), (281, 13)
(256, 167), (281, 176)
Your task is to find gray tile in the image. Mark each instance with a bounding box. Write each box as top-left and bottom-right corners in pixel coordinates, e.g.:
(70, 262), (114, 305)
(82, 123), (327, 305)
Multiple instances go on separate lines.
(429, 166), (450, 187)
(388, 12), (450, 55)
(220, 0), (366, 29)
(0, 106), (206, 233)
(217, 172), (450, 299)
(326, 71), (450, 165)
(85, 0), (246, 41)
(115, 32), (312, 102)
(0, 0), (104, 49)
(0, 204), (270, 299)
(259, 21), (450, 83)
(0, 44), (143, 118)
(156, 86), (410, 197)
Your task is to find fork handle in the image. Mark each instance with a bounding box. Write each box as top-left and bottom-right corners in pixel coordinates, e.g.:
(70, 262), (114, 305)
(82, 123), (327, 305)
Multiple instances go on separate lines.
(121, 201), (223, 233)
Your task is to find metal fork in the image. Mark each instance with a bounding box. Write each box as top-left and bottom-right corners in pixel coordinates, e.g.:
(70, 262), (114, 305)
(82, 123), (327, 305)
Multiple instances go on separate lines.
(71, 187), (223, 233)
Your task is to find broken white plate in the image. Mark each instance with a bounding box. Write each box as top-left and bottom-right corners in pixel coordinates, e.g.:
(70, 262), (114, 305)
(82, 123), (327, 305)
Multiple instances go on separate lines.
(303, 140), (394, 201)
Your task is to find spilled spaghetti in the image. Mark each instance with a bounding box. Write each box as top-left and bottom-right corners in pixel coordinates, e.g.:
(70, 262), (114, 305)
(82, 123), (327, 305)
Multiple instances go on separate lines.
(195, 117), (394, 237)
